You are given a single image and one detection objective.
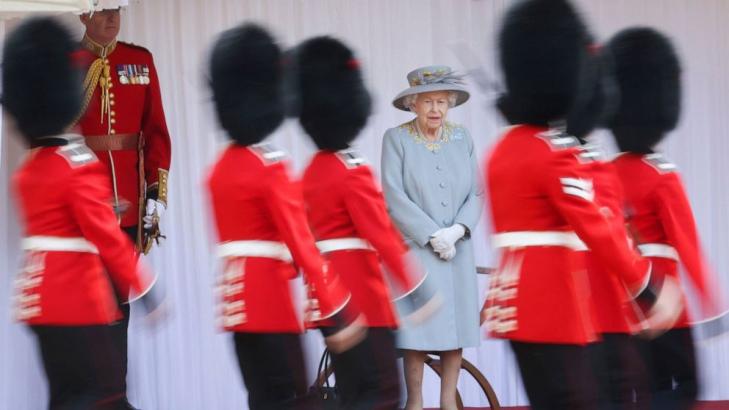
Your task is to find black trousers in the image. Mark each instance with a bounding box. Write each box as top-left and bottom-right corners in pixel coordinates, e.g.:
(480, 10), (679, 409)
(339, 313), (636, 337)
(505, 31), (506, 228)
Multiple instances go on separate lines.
(590, 333), (650, 410)
(110, 303), (131, 403)
(322, 327), (400, 410)
(233, 332), (317, 410)
(639, 327), (698, 410)
(510, 341), (599, 410)
(31, 325), (127, 409)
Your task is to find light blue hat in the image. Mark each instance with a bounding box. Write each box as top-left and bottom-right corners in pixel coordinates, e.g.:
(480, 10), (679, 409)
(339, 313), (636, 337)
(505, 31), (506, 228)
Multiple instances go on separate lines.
(392, 65), (470, 111)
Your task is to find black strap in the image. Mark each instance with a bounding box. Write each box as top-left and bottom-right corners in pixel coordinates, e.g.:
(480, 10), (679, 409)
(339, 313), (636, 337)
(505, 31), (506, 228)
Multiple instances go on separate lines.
(318, 348), (332, 389)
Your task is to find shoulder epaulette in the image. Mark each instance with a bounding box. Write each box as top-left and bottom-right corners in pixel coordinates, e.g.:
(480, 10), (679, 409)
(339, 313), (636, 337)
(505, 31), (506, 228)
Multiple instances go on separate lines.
(577, 143), (604, 163)
(56, 139), (97, 168)
(643, 153), (676, 174)
(250, 143), (287, 165)
(119, 41), (151, 55)
(335, 149), (366, 169)
(535, 129), (580, 151)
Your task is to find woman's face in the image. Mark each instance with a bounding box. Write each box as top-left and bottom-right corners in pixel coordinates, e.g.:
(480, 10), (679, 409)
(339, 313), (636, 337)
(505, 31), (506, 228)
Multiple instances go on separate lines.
(412, 91), (450, 130)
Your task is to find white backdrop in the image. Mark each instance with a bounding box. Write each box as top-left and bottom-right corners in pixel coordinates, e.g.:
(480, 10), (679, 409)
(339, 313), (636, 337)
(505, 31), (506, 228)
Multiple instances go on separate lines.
(1, 1), (728, 409)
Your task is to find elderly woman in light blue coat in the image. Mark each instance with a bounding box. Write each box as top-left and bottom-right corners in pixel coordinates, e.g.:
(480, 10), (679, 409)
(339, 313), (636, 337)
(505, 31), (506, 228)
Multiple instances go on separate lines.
(381, 66), (483, 410)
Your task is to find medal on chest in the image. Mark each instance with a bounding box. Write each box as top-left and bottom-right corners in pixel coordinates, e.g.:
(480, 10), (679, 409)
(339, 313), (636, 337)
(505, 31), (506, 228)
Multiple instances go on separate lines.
(117, 64), (150, 85)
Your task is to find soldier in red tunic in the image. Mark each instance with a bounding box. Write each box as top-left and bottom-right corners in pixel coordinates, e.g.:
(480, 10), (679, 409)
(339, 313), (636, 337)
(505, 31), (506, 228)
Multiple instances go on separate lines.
(73, 0), (171, 251)
(72, 3), (172, 405)
(480, 1), (678, 408)
(3, 17), (161, 409)
(565, 46), (651, 409)
(607, 27), (721, 410)
(291, 36), (440, 409)
(206, 24), (362, 409)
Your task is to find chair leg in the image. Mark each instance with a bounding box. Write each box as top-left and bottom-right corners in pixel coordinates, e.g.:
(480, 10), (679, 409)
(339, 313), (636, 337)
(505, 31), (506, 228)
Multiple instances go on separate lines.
(425, 353), (502, 410)
(461, 357), (502, 409)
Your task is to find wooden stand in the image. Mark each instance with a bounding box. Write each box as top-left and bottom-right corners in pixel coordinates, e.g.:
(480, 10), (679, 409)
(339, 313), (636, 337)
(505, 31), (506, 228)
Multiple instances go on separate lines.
(424, 352), (501, 410)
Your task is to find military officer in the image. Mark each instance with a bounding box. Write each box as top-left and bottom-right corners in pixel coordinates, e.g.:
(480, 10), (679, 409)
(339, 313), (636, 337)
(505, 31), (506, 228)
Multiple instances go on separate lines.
(74, 0), (171, 252)
(73, 2), (172, 407)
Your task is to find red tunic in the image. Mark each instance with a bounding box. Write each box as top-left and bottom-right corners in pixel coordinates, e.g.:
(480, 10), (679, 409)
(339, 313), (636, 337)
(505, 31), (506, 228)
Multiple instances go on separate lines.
(483, 125), (649, 344)
(302, 150), (416, 328)
(207, 144), (352, 333)
(613, 152), (714, 328)
(12, 136), (154, 325)
(72, 38), (171, 228)
(583, 151), (640, 334)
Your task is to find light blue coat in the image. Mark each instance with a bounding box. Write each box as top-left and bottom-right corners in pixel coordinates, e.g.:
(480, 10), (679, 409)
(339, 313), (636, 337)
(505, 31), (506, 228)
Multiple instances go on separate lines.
(381, 120), (483, 350)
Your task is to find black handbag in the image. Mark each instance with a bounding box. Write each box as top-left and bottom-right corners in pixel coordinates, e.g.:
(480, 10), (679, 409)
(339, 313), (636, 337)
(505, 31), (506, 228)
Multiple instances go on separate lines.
(310, 348), (339, 409)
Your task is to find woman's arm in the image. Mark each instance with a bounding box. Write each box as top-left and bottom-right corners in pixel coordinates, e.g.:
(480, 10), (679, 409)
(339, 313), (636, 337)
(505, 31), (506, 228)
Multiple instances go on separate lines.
(380, 128), (440, 247)
(453, 129), (484, 237)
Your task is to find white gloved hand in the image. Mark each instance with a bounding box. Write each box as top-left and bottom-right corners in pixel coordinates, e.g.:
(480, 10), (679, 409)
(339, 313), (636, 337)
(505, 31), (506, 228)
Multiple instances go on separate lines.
(437, 245), (457, 261)
(429, 224), (467, 253)
(143, 199), (166, 229)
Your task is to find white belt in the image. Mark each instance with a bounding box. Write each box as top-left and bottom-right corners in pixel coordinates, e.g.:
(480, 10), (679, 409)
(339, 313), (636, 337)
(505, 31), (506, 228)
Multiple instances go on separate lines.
(638, 243), (679, 261)
(217, 240), (293, 262)
(492, 231), (588, 251)
(316, 237), (372, 254)
(22, 236), (98, 254)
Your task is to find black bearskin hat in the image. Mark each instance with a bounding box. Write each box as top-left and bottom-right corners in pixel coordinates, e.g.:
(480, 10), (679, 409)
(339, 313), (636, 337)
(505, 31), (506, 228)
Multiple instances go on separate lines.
(566, 45), (620, 141)
(497, 0), (592, 125)
(1, 17), (82, 143)
(606, 27), (681, 153)
(209, 24), (284, 145)
(291, 36), (371, 151)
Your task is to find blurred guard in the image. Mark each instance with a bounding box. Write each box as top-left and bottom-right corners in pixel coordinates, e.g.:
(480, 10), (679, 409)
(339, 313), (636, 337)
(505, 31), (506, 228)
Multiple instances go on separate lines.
(480, 0), (675, 408)
(73, 0), (171, 253)
(3, 17), (161, 410)
(566, 46), (651, 409)
(608, 27), (721, 410)
(206, 24), (362, 409)
(292, 36), (440, 409)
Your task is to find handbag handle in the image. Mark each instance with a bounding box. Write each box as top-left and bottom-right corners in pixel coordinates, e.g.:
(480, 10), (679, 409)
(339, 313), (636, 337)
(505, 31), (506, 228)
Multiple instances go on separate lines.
(317, 348), (332, 389)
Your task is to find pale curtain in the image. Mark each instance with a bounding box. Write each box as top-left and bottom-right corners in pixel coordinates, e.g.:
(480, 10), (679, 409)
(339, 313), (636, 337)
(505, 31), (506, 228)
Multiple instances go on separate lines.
(1, 1), (728, 408)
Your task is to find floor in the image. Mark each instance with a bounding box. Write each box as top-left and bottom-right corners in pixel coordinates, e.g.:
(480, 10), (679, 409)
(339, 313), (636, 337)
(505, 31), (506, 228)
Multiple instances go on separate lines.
(450, 403), (729, 410)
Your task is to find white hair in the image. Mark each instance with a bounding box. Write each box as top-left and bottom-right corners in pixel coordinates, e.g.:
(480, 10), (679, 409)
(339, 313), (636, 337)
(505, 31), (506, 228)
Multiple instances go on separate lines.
(404, 91), (458, 111)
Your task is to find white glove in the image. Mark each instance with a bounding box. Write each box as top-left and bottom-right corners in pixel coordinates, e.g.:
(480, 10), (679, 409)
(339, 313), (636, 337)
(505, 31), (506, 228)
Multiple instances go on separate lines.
(429, 224), (467, 253)
(437, 245), (456, 261)
(143, 199), (166, 229)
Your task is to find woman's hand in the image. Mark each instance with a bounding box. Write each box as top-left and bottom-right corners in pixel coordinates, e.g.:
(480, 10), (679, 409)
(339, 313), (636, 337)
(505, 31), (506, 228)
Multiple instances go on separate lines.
(429, 224), (466, 253)
(437, 244), (456, 261)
